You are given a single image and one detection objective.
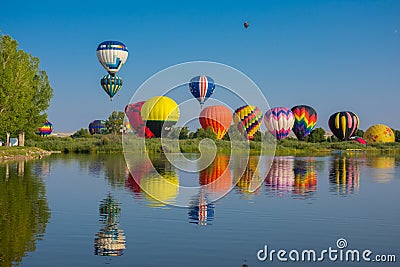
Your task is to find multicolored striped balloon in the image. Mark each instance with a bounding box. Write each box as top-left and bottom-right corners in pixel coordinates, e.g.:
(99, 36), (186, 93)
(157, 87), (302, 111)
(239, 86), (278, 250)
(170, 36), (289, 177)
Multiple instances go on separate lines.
(233, 105), (263, 140)
(189, 75), (215, 107)
(96, 41), (128, 75)
(291, 105), (318, 141)
(38, 120), (53, 136)
(88, 120), (106, 135)
(100, 74), (123, 100)
(264, 107), (295, 140)
(328, 111), (359, 141)
(125, 101), (155, 138)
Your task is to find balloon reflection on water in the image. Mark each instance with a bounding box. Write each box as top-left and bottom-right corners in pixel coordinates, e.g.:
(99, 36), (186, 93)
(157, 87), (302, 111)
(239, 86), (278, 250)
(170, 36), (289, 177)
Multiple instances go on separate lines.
(234, 156), (263, 198)
(329, 156), (360, 195)
(94, 194), (126, 256)
(292, 158), (318, 198)
(264, 156), (295, 196)
(368, 156), (396, 183)
(188, 193), (215, 226)
(199, 154), (232, 198)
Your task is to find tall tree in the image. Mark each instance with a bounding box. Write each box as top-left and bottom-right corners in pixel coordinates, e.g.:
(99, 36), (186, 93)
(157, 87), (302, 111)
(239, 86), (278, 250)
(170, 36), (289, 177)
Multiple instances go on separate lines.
(106, 111), (125, 135)
(0, 35), (53, 145)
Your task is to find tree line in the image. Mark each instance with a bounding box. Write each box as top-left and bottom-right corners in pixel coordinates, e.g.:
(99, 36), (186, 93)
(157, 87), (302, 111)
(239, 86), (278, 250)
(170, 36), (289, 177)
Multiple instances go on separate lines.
(0, 34), (53, 147)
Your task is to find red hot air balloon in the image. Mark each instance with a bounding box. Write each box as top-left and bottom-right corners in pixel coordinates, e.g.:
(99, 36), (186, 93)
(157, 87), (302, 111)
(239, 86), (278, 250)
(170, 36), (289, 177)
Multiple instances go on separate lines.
(125, 101), (155, 138)
(199, 105), (233, 140)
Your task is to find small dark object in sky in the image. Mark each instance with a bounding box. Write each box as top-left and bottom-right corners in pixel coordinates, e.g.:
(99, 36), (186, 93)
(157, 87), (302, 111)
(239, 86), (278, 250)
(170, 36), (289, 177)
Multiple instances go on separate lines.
(244, 21), (249, 29)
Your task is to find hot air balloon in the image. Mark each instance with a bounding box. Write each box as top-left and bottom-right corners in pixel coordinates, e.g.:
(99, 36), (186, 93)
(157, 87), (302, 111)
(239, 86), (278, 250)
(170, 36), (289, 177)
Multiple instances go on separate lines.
(100, 74), (123, 100)
(89, 120), (107, 135)
(328, 111), (359, 141)
(264, 107), (295, 140)
(189, 75), (215, 107)
(199, 105), (232, 140)
(364, 124), (395, 143)
(244, 21), (249, 29)
(125, 101), (155, 138)
(141, 96), (180, 138)
(38, 120), (53, 136)
(233, 105), (263, 140)
(96, 41), (129, 75)
(291, 105), (318, 141)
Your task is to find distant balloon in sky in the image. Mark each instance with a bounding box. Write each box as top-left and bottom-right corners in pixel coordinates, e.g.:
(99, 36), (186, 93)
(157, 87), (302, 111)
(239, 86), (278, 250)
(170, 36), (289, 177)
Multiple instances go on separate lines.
(189, 75), (215, 108)
(100, 74), (123, 100)
(96, 41), (129, 75)
(38, 120), (53, 136)
(244, 21), (249, 29)
(328, 111), (359, 141)
(291, 105), (318, 141)
(233, 105), (263, 140)
(264, 107), (295, 140)
(125, 101), (155, 138)
(88, 120), (107, 135)
(141, 96), (180, 138)
(199, 105), (233, 140)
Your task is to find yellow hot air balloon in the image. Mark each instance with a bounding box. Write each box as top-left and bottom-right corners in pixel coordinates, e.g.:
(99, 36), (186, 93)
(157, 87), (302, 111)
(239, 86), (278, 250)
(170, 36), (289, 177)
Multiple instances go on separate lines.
(141, 96), (180, 137)
(364, 124), (395, 143)
(140, 172), (179, 207)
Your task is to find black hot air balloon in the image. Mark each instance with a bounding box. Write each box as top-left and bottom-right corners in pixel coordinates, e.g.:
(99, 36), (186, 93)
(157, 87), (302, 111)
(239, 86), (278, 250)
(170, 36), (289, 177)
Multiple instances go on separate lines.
(244, 21), (249, 29)
(328, 111), (359, 141)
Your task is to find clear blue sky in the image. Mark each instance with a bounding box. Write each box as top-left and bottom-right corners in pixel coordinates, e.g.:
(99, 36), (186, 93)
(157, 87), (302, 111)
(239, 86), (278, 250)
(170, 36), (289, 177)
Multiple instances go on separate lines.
(1, 0), (399, 132)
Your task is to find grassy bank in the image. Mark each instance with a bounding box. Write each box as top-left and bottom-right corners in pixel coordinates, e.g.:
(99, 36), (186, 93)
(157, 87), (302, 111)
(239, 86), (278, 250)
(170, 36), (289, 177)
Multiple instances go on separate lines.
(0, 147), (52, 161)
(23, 134), (400, 155)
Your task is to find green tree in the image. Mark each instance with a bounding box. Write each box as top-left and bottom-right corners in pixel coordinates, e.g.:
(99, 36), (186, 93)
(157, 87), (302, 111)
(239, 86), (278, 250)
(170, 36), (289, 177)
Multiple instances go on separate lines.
(354, 129), (364, 137)
(252, 131), (263, 142)
(193, 127), (217, 140)
(393, 129), (400, 142)
(307, 127), (326, 143)
(106, 111), (125, 135)
(71, 128), (91, 138)
(179, 126), (189, 140)
(0, 35), (53, 146)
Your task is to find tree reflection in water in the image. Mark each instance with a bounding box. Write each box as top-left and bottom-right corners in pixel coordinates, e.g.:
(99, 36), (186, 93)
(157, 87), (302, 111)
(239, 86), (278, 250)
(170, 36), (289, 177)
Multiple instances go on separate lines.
(0, 161), (50, 267)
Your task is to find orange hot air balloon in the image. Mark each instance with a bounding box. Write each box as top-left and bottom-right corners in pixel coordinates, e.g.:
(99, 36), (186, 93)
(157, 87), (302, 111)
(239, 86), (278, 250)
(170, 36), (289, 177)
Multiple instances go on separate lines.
(199, 105), (232, 139)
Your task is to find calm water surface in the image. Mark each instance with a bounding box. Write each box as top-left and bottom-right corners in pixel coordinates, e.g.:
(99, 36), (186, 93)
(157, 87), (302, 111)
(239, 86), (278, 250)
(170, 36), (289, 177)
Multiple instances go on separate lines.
(0, 153), (399, 266)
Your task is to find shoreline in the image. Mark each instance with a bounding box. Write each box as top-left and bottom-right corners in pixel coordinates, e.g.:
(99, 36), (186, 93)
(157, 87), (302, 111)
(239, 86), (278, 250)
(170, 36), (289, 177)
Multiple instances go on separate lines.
(0, 147), (53, 161)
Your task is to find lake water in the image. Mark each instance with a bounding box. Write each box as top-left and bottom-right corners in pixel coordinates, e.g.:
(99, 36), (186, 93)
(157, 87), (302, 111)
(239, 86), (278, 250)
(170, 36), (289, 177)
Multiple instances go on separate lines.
(0, 153), (399, 266)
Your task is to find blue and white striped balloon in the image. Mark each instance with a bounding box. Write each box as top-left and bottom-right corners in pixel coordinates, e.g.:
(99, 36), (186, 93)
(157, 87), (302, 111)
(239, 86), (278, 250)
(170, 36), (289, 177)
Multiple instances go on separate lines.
(96, 41), (128, 75)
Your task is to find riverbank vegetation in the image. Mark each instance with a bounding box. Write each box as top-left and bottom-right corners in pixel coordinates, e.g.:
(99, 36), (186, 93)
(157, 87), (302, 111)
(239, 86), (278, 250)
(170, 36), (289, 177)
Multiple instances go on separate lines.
(24, 132), (400, 156)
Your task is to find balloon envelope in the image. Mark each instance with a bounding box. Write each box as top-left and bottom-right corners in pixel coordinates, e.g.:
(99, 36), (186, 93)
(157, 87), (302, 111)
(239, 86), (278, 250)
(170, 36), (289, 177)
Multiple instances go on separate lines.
(364, 124), (395, 143)
(328, 111), (359, 141)
(244, 21), (249, 28)
(264, 107), (294, 140)
(96, 41), (128, 75)
(38, 120), (53, 136)
(233, 105), (263, 140)
(189, 75), (215, 107)
(125, 101), (155, 138)
(199, 105), (232, 139)
(89, 120), (107, 135)
(141, 96), (180, 138)
(100, 74), (123, 100)
(291, 105), (318, 141)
